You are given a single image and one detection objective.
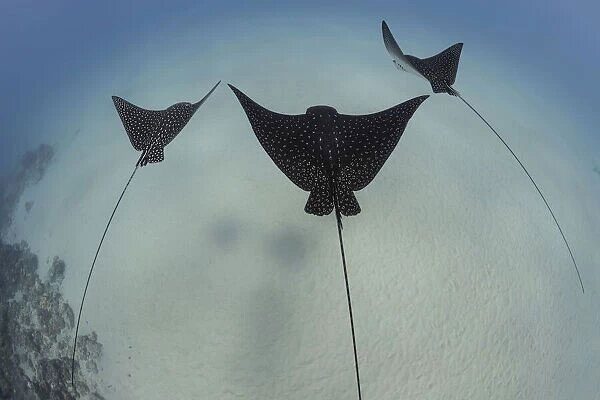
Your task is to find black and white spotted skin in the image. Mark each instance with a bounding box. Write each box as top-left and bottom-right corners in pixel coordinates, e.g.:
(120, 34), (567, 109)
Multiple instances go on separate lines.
(404, 44), (463, 94)
(112, 80), (220, 166)
(229, 84), (428, 216)
(382, 20), (463, 95)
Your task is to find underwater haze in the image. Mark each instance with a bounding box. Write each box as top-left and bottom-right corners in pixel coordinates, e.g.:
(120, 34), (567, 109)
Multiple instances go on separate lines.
(1, 1), (599, 399)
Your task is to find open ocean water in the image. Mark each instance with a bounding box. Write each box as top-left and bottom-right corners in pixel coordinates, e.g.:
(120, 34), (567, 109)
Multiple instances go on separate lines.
(1, 1), (598, 399)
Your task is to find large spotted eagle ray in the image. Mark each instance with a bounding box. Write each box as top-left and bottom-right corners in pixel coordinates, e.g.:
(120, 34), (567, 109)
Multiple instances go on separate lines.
(229, 84), (428, 400)
(381, 20), (585, 293)
(70, 80), (220, 387)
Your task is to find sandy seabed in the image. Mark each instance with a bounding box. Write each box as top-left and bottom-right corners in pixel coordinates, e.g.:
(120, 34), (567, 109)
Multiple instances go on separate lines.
(2, 17), (599, 400)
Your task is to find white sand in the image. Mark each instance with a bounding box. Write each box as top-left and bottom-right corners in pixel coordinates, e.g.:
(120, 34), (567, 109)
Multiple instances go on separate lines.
(7, 16), (599, 400)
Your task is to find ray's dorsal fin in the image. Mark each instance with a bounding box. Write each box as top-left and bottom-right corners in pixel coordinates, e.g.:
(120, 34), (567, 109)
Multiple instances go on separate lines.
(71, 81), (220, 389)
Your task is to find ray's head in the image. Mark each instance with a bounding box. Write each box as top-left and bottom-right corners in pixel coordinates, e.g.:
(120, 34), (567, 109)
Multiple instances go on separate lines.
(306, 105), (338, 116)
(167, 101), (199, 119)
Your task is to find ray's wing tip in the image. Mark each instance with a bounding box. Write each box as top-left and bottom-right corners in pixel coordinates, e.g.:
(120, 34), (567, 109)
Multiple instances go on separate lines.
(111, 96), (124, 109)
(411, 95), (430, 106)
(227, 83), (246, 101)
(195, 80), (222, 105)
(210, 80), (222, 91)
(396, 95), (429, 115)
(381, 20), (400, 57)
(381, 20), (390, 37)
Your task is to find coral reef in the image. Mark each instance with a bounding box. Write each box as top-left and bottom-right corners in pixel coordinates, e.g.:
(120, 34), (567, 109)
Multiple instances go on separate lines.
(0, 144), (104, 399)
(0, 241), (104, 399)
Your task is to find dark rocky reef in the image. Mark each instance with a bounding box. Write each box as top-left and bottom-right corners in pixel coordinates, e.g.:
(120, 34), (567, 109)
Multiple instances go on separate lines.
(0, 144), (104, 399)
(0, 241), (104, 399)
(0, 144), (54, 237)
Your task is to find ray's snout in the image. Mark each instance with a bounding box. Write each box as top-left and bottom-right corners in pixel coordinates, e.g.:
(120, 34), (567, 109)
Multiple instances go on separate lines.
(306, 105), (338, 115)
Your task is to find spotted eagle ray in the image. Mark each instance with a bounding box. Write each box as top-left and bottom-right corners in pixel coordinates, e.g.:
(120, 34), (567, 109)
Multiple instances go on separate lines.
(381, 20), (584, 293)
(229, 83), (428, 400)
(70, 80), (221, 387)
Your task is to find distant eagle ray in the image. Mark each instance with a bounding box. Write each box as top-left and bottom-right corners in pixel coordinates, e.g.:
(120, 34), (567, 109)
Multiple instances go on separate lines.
(381, 20), (584, 293)
(70, 80), (220, 388)
(229, 84), (428, 400)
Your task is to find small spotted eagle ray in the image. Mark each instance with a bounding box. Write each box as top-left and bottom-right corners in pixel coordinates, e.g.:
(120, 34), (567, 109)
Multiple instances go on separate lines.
(70, 80), (220, 387)
(381, 20), (585, 293)
(229, 84), (428, 400)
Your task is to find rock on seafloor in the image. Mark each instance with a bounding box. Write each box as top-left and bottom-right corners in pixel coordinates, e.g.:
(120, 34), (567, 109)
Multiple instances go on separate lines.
(0, 241), (104, 399)
(0, 143), (105, 399)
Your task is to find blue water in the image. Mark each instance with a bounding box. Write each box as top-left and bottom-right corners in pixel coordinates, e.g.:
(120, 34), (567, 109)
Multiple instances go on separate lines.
(2, 1), (599, 171)
(1, 1), (598, 399)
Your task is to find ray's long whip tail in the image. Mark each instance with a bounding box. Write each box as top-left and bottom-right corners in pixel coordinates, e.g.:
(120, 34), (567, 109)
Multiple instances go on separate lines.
(449, 85), (584, 293)
(333, 189), (363, 400)
(70, 154), (144, 388)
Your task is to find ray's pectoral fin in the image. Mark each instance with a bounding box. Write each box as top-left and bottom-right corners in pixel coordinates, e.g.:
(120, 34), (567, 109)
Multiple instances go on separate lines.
(112, 96), (159, 151)
(426, 43), (463, 94)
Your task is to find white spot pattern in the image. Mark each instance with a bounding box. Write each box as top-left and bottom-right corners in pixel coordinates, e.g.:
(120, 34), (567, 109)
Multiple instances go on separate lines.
(382, 20), (463, 95)
(111, 81), (220, 166)
(405, 43), (463, 94)
(146, 146), (164, 164)
(111, 96), (160, 151)
(229, 84), (428, 217)
(336, 96), (429, 192)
